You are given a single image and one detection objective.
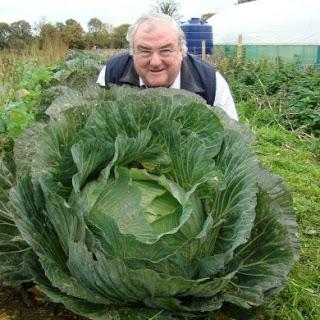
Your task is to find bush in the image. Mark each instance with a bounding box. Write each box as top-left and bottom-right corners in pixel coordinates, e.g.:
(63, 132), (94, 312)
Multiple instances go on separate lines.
(213, 56), (320, 137)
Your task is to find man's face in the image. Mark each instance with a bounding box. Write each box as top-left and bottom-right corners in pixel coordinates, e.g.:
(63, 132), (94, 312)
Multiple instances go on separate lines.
(132, 20), (183, 88)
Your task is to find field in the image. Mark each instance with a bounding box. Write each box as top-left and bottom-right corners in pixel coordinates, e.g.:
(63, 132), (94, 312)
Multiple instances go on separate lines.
(0, 48), (319, 319)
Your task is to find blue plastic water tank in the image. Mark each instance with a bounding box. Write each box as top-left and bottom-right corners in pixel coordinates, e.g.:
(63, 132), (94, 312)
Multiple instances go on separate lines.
(181, 18), (213, 55)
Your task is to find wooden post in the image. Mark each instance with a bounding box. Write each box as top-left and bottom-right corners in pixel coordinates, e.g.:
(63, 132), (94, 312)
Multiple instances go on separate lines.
(237, 34), (243, 64)
(201, 40), (206, 60)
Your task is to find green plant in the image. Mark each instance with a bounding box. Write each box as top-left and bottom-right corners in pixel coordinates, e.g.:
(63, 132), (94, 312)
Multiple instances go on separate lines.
(283, 67), (320, 136)
(0, 99), (35, 136)
(53, 51), (105, 90)
(0, 87), (298, 319)
(212, 56), (320, 137)
(0, 60), (56, 137)
(249, 126), (320, 320)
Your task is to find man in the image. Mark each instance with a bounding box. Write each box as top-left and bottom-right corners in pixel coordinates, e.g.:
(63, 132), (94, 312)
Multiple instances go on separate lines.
(97, 13), (238, 120)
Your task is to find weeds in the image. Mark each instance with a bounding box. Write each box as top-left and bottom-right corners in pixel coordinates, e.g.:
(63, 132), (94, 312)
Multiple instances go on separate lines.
(212, 55), (320, 137)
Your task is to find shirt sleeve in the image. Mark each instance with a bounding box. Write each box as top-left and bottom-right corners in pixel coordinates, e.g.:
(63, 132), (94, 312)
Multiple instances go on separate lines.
(214, 71), (238, 121)
(96, 66), (106, 86)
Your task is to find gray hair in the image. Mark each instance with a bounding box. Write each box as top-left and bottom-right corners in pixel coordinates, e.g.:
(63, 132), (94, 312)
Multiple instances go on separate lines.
(126, 13), (187, 57)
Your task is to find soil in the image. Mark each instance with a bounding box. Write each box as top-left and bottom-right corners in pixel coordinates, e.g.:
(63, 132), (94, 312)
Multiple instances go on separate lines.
(0, 285), (238, 320)
(0, 285), (85, 320)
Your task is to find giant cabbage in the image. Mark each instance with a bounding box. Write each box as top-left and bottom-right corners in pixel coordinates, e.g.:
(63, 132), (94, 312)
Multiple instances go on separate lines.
(0, 87), (299, 319)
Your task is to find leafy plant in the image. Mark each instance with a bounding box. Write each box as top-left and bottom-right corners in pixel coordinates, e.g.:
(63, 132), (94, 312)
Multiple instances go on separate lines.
(53, 52), (104, 90)
(284, 68), (320, 136)
(212, 56), (320, 137)
(0, 100), (35, 137)
(0, 87), (298, 319)
(0, 61), (55, 137)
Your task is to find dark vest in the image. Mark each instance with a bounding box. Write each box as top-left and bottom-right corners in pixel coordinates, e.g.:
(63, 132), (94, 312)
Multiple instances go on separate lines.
(104, 52), (216, 105)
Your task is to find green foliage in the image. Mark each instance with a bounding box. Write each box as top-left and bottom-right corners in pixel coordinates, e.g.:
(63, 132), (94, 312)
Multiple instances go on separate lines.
(0, 100), (35, 137)
(0, 61), (55, 137)
(0, 51), (103, 139)
(8, 20), (33, 49)
(252, 128), (319, 320)
(38, 23), (62, 49)
(231, 97), (320, 319)
(9, 20), (32, 39)
(0, 51), (318, 319)
(284, 67), (320, 136)
(61, 22), (86, 49)
(65, 19), (79, 26)
(0, 86), (298, 319)
(18, 61), (53, 90)
(87, 17), (104, 34)
(110, 24), (130, 49)
(52, 51), (105, 89)
(215, 57), (320, 137)
(86, 18), (110, 49)
(0, 22), (11, 49)
(1, 16), (130, 50)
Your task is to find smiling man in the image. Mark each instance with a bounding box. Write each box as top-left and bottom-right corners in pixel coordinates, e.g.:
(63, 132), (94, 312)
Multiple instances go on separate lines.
(97, 13), (238, 120)
(132, 18), (183, 88)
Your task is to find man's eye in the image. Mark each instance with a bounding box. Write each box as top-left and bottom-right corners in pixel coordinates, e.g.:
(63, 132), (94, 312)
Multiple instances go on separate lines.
(139, 50), (151, 56)
(159, 49), (174, 57)
(160, 49), (171, 54)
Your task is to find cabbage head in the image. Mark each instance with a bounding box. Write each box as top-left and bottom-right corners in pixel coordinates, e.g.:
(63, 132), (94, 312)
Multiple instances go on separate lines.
(0, 87), (299, 319)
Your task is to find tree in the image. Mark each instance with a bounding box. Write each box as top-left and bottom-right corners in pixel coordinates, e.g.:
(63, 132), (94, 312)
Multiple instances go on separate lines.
(39, 23), (62, 49)
(10, 20), (32, 38)
(110, 24), (130, 48)
(86, 23), (111, 49)
(9, 20), (32, 49)
(151, 0), (183, 21)
(61, 22), (86, 49)
(40, 23), (58, 38)
(55, 22), (65, 32)
(88, 17), (104, 35)
(0, 22), (11, 49)
(95, 28), (110, 48)
(65, 18), (78, 26)
(87, 17), (109, 48)
(33, 16), (47, 36)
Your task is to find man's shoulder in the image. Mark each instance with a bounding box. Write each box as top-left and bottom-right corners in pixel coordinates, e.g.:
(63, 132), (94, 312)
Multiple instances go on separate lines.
(106, 51), (132, 68)
(182, 54), (217, 106)
(185, 53), (216, 72)
(104, 51), (134, 84)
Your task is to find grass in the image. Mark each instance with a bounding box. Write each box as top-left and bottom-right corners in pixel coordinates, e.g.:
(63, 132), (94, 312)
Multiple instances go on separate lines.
(237, 102), (320, 320)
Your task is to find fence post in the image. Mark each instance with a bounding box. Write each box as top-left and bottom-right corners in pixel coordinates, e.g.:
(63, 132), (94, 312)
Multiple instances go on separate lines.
(202, 40), (206, 60)
(237, 34), (243, 64)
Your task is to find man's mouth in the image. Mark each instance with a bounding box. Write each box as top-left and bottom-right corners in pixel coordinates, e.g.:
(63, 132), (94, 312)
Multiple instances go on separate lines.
(149, 69), (164, 73)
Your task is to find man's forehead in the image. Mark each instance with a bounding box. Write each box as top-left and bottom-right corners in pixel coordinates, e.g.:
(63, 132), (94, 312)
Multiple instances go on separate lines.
(137, 20), (175, 35)
(134, 21), (179, 46)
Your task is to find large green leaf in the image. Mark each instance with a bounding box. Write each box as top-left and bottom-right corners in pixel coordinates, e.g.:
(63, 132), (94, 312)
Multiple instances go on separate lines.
(32, 106), (90, 190)
(0, 158), (34, 285)
(222, 168), (298, 308)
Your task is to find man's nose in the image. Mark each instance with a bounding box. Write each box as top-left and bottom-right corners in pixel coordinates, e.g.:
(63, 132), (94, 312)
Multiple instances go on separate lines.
(149, 51), (162, 65)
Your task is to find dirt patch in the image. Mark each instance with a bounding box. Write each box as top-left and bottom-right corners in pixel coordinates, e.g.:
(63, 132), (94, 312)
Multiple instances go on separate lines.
(0, 285), (85, 320)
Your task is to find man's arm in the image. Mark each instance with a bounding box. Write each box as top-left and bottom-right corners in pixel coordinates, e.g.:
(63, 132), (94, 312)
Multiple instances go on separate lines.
(97, 65), (106, 86)
(214, 72), (238, 121)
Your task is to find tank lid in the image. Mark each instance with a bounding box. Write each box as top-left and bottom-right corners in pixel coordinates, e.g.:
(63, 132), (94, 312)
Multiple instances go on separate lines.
(188, 17), (207, 24)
